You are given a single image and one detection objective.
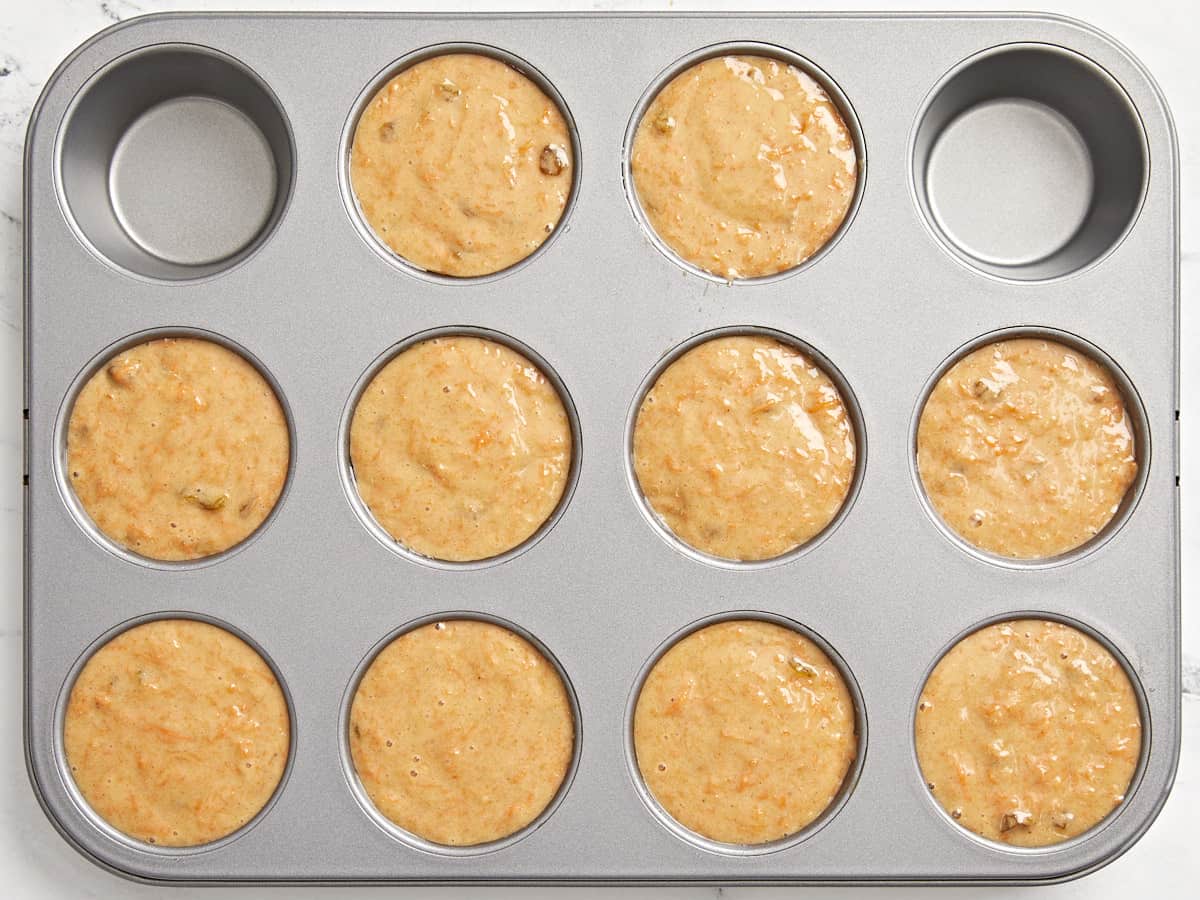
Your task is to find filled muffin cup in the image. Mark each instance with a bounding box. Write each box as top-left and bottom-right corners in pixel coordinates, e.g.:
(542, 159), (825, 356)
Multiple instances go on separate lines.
(911, 326), (1149, 568)
(913, 613), (1148, 851)
(54, 613), (295, 854)
(339, 612), (581, 855)
(339, 326), (581, 569)
(54, 327), (295, 569)
(626, 325), (865, 568)
(623, 42), (866, 283)
(626, 611), (866, 855)
(340, 44), (581, 283)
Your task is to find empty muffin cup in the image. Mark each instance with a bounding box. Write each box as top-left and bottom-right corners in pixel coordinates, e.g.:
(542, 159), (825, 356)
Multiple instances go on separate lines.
(911, 44), (1147, 281)
(57, 44), (294, 281)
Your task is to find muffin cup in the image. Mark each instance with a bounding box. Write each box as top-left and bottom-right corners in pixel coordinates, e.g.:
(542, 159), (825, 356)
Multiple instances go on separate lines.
(910, 611), (1150, 854)
(624, 610), (867, 856)
(908, 325), (1150, 570)
(622, 41), (867, 285)
(338, 325), (582, 570)
(52, 611), (297, 856)
(337, 43), (582, 285)
(910, 44), (1148, 282)
(55, 43), (295, 282)
(338, 611), (582, 856)
(52, 326), (297, 570)
(625, 325), (867, 569)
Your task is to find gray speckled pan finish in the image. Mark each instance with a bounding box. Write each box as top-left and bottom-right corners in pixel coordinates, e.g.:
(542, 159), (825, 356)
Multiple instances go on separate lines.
(23, 11), (1180, 886)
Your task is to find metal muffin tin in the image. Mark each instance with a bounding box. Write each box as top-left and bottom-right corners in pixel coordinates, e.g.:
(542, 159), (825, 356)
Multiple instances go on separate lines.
(23, 11), (1179, 885)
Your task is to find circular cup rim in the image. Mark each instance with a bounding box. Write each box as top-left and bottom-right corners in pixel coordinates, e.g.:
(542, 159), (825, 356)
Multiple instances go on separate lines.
(337, 610), (583, 857)
(907, 41), (1150, 285)
(623, 609), (868, 856)
(907, 324), (1151, 570)
(909, 610), (1152, 856)
(52, 325), (298, 571)
(623, 324), (867, 570)
(337, 41), (583, 285)
(52, 41), (297, 286)
(620, 40), (867, 286)
(337, 325), (582, 570)
(52, 610), (298, 856)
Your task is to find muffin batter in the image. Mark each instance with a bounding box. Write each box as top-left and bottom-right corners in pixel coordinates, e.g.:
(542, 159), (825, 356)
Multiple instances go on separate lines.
(349, 619), (574, 846)
(350, 52), (573, 277)
(916, 619), (1141, 847)
(66, 337), (290, 561)
(917, 338), (1137, 559)
(633, 335), (856, 561)
(349, 335), (572, 562)
(634, 619), (857, 845)
(631, 55), (857, 279)
(63, 619), (290, 847)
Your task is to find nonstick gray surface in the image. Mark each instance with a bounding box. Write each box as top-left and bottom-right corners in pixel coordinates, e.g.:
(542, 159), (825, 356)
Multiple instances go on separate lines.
(23, 11), (1179, 885)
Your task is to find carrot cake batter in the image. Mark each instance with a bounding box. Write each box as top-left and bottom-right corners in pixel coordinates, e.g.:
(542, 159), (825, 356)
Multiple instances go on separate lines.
(917, 338), (1138, 559)
(66, 337), (290, 561)
(631, 54), (857, 279)
(349, 335), (572, 562)
(350, 52), (573, 277)
(63, 618), (290, 847)
(633, 334), (856, 561)
(915, 619), (1141, 847)
(634, 619), (857, 844)
(349, 619), (574, 846)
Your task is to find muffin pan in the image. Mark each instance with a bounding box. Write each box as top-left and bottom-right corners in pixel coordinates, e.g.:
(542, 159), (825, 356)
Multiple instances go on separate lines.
(23, 11), (1179, 885)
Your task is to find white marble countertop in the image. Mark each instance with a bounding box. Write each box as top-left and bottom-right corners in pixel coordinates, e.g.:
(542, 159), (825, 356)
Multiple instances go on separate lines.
(1, 1), (1195, 897)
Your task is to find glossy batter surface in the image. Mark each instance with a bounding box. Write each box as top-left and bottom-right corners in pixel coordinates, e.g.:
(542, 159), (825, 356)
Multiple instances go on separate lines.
(634, 620), (857, 845)
(350, 53), (573, 277)
(631, 55), (857, 279)
(66, 338), (290, 561)
(917, 338), (1137, 559)
(633, 335), (856, 561)
(916, 619), (1141, 847)
(349, 336), (572, 562)
(349, 620), (574, 846)
(64, 619), (290, 847)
